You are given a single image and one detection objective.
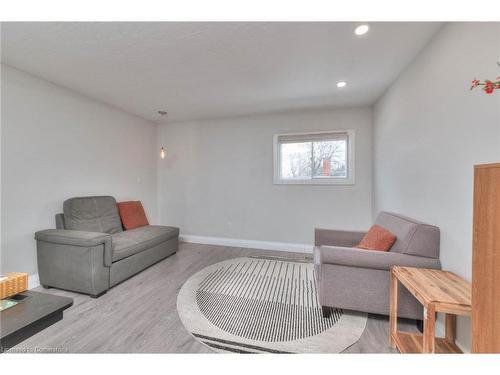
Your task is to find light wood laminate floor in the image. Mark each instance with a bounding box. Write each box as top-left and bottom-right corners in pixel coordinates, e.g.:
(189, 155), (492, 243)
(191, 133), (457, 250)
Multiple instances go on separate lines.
(8, 242), (418, 353)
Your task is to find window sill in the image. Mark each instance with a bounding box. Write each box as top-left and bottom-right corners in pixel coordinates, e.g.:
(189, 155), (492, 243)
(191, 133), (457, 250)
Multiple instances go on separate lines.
(273, 178), (355, 186)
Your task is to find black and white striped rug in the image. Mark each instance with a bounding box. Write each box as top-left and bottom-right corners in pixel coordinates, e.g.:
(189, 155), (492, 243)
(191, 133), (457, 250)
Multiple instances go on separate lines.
(177, 256), (367, 353)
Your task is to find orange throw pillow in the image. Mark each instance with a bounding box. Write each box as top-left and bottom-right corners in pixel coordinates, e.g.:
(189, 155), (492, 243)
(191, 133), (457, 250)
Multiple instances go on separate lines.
(356, 225), (396, 251)
(117, 201), (149, 230)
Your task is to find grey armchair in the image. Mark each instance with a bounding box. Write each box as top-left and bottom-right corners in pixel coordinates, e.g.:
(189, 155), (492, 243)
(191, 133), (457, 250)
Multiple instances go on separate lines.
(314, 212), (441, 320)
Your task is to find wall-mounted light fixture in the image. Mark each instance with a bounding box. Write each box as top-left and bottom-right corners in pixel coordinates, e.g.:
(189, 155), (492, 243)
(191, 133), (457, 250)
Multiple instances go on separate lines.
(160, 147), (166, 159)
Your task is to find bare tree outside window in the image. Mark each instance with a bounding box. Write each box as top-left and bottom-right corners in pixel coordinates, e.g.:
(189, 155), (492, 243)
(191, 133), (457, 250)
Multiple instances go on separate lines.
(280, 139), (346, 179)
(312, 140), (347, 178)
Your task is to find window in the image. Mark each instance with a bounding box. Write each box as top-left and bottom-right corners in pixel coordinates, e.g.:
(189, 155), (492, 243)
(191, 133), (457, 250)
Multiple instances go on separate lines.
(273, 130), (355, 185)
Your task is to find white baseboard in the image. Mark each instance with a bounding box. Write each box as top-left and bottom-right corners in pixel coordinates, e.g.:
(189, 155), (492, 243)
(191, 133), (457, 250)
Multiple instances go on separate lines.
(456, 339), (468, 353)
(28, 273), (40, 289)
(180, 234), (314, 254)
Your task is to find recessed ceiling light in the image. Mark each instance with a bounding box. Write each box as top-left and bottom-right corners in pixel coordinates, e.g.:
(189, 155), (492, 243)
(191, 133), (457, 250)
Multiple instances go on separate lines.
(354, 24), (370, 36)
(337, 81), (347, 88)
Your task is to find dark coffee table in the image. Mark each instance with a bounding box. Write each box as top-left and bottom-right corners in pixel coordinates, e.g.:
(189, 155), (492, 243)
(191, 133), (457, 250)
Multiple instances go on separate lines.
(1, 290), (73, 352)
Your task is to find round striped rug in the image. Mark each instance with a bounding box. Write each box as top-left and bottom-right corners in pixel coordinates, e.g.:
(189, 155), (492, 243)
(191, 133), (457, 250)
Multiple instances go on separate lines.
(177, 256), (367, 353)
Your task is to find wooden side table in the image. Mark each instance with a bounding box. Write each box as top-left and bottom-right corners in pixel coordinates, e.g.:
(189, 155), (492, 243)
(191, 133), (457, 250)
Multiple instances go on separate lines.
(389, 266), (471, 354)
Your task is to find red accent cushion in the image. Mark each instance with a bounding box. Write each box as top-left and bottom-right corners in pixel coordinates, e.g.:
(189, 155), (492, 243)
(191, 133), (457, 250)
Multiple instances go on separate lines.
(117, 201), (149, 230)
(355, 225), (397, 252)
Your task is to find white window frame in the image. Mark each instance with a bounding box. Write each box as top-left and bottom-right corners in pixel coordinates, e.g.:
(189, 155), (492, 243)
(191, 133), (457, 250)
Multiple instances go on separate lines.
(273, 129), (355, 185)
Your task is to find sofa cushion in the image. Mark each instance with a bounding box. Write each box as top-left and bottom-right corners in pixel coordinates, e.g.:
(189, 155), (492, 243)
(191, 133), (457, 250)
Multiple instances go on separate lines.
(355, 225), (396, 251)
(374, 212), (440, 258)
(117, 201), (149, 230)
(64, 196), (123, 234)
(111, 225), (179, 262)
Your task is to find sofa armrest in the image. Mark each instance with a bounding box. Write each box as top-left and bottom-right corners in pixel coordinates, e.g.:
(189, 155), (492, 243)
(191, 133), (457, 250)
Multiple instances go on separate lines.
(317, 245), (441, 271)
(314, 228), (366, 247)
(35, 229), (112, 267)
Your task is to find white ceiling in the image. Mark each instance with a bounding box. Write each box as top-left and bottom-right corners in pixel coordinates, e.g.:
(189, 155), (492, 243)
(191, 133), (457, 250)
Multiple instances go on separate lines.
(1, 22), (442, 123)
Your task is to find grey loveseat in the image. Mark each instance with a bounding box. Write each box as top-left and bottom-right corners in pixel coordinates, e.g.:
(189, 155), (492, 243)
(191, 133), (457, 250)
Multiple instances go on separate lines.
(35, 196), (179, 297)
(314, 212), (441, 320)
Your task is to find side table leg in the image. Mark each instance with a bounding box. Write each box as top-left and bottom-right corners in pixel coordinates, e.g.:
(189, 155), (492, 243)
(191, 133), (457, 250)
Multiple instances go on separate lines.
(445, 313), (456, 343)
(389, 270), (398, 347)
(423, 304), (436, 353)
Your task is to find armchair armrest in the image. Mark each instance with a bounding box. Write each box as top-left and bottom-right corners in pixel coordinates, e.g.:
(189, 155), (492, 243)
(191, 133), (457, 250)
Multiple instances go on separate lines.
(314, 228), (366, 247)
(35, 229), (112, 267)
(317, 245), (441, 271)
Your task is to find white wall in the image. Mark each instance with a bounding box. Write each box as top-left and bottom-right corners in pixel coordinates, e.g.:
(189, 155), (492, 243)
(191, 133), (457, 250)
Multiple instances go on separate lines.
(1, 65), (158, 278)
(157, 107), (373, 248)
(373, 22), (500, 351)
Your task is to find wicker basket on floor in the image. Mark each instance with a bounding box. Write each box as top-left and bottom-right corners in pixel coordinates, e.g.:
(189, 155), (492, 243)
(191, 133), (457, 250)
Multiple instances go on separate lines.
(0, 272), (28, 299)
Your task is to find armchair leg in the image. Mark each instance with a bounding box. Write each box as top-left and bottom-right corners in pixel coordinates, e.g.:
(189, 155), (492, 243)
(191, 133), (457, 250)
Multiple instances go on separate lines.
(321, 306), (332, 319)
(90, 291), (107, 299)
